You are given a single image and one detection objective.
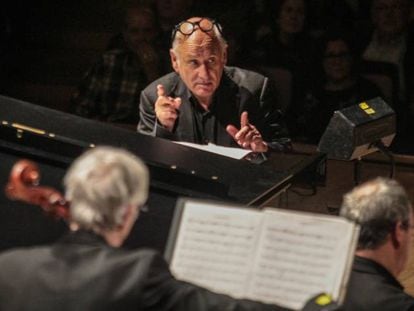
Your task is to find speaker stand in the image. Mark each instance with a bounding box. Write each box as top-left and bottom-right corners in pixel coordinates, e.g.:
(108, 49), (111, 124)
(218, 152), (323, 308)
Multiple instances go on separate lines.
(353, 157), (362, 185)
(373, 140), (395, 179)
(353, 141), (395, 185)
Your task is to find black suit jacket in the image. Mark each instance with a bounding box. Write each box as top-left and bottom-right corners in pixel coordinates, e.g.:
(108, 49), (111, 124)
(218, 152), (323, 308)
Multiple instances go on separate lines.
(343, 256), (414, 311)
(138, 66), (290, 151)
(0, 230), (289, 311)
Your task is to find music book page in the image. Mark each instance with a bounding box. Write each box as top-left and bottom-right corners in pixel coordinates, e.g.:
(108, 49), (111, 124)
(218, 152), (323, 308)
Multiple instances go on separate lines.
(166, 199), (359, 310)
(168, 200), (263, 297)
(246, 208), (358, 310)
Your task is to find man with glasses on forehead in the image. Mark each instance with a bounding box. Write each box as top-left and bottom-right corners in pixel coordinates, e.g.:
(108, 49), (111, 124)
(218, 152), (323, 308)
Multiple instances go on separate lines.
(138, 17), (291, 155)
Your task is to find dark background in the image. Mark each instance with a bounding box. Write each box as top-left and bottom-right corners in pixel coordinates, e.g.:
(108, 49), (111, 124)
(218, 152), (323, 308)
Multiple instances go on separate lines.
(1, 1), (128, 111)
(0, 0), (374, 113)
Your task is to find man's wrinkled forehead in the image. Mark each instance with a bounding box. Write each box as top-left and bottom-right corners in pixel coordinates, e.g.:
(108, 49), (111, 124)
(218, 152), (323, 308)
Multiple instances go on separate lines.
(177, 30), (222, 56)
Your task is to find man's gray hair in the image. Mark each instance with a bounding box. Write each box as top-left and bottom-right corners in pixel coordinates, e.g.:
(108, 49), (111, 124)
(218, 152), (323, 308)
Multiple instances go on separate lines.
(340, 177), (411, 250)
(64, 146), (149, 231)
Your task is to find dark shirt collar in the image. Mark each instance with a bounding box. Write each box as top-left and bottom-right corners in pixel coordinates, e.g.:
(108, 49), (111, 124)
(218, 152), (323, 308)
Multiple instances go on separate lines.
(353, 255), (404, 290)
(189, 93), (218, 113)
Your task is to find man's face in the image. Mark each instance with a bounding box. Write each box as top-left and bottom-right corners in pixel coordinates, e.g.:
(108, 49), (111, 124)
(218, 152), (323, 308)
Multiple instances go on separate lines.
(323, 39), (352, 83)
(277, 0), (305, 35)
(170, 29), (227, 105)
(372, 0), (408, 37)
(124, 9), (158, 52)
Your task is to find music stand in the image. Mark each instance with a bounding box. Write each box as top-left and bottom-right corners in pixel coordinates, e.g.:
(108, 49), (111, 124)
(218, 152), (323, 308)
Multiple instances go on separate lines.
(317, 97), (396, 184)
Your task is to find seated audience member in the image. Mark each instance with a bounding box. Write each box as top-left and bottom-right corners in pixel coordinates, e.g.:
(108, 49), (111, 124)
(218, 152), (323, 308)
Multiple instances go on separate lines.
(360, 0), (414, 142)
(155, 0), (194, 51)
(252, 0), (318, 132)
(340, 177), (414, 311)
(70, 4), (169, 126)
(0, 146), (292, 310)
(194, 1), (259, 67)
(297, 30), (383, 144)
(137, 17), (291, 153)
(306, 0), (359, 37)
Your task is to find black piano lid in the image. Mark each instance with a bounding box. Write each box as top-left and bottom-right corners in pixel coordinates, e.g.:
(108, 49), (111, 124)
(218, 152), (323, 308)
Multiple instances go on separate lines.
(0, 95), (300, 204)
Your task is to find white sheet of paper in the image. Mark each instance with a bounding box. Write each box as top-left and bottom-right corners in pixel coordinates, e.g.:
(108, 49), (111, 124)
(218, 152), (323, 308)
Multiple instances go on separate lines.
(174, 141), (251, 160)
(246, 208), (358, 310)
(169, 201), (263, 297)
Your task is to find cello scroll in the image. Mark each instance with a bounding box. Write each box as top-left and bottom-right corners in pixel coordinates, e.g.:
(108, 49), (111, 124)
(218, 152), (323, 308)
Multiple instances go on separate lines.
(5, 160), (69, 220)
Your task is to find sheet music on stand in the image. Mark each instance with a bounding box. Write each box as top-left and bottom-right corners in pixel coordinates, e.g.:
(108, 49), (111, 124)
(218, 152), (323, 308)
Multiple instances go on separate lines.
(164, 198), (359, 310)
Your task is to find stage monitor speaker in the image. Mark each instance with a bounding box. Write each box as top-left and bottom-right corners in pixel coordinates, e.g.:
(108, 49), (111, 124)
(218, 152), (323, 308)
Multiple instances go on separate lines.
(317, 97), (396, 160)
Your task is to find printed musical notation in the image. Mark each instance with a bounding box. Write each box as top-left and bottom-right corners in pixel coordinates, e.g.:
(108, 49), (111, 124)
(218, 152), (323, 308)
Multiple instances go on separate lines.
(167, 200), (359, 310)
(170, 202), (263, 297)
(247, 209), (354, 310)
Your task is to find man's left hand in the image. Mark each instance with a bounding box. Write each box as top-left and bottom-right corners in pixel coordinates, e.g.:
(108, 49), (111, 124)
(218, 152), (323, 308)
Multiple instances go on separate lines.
(226, 111), (268, 153)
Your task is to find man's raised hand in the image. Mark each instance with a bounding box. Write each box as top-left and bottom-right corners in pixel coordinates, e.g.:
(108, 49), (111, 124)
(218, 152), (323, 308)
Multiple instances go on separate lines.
(226, 111), (268, 152)
(154, 84), (182, 131)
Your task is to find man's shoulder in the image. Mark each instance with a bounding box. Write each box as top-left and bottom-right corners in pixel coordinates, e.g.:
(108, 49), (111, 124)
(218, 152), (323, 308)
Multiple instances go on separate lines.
(0, 244), (167, 278)
(142, 72), (181, 96)
(223, 66), (267, 90)
(105, 248), (172, 280)
(343, 256), (414, 310)
(114, 247), (163, 262)
(0, 245), (50, 257)
(0, 245), (52, 272)
(224, 66), (266, 81)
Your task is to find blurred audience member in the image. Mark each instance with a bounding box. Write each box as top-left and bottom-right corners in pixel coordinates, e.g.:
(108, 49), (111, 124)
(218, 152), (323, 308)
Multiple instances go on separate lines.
(297, 30), (383, 144)
(252, 0), (318, 136)
(70, 4), (169, 127)
(0, 9), (12, 92)
(360, 0), (414, 141)
(194, 1), (258, 67)
(154, 0), (194, 51)
(306, 0), (361, 37)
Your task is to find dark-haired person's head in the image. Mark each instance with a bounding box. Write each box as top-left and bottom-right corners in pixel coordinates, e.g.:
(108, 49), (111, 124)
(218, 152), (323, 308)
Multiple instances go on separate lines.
(319, 30), (358, 85)
(370, 0), (410, 39)
(122, 4), (159, 53)
(270, 0), (307, 37)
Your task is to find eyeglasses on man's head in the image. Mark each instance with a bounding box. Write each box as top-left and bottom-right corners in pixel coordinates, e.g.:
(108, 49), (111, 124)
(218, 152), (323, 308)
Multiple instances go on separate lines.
(171, 18), (223, 42)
